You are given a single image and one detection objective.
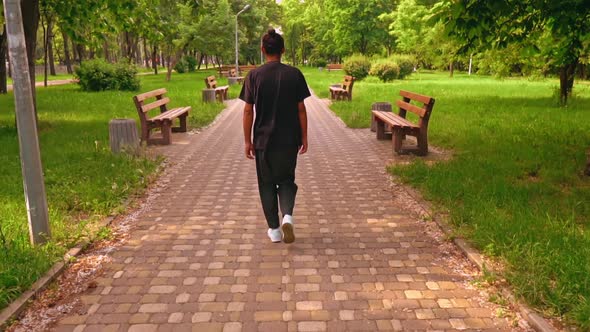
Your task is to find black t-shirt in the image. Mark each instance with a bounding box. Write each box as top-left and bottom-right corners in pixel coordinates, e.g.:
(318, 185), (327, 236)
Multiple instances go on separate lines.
(239, 62), (311, 150)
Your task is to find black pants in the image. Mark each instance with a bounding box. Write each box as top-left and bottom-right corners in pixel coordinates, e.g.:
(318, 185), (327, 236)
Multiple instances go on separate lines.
(255, 146), (299, 229)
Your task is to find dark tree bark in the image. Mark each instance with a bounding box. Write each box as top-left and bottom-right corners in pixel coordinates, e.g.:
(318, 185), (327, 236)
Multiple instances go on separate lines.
(585, 149), (590, 176)
(75, 43), (85, 64)
(197, 53), (204, 70)
(449, 61), (454, 77)
(559, 61), (578, 105)
(47, 19), (55, 75)
(61, 31), (73, 74)
(143, 39), (150, 68)
(42, 14), (48, 87)
(22, 0), (40, 106)
(151, 44), (158, 75)
(0, 25), (7, 94)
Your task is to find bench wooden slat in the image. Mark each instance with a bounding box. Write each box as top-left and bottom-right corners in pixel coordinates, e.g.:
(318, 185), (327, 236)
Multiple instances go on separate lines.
(400, 90), (433, 105)
(141, 97), (171, 113)
(149, 107), (190, 122)
(134, 88), (167, 102)
(133, 88), (190, 145)
(373, 111), (417, 129)
(396, 100), (426, 118)
(371, 90), (436, 156)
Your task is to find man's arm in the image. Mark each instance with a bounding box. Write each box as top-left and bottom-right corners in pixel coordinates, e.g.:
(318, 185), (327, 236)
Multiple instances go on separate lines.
(298, 101), (308, 155)
(243, 103), (255, 159)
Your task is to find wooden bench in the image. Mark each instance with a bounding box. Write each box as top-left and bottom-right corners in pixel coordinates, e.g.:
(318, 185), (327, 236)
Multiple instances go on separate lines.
(228, 69), (244, 85)
(132, 88), (191, 145)
(217, 65), (257, 77)
(329, 75), (355, 101)
(326, 63), (342, 71)
(372, 90), (436, 156)
(204, 75), (229, 102)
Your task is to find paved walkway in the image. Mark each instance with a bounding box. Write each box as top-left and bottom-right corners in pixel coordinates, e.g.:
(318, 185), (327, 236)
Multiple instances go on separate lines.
(51, 95), (513, 332)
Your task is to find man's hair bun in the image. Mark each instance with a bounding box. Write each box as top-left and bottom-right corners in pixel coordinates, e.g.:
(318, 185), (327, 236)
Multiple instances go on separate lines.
(262, 28), (284, 56)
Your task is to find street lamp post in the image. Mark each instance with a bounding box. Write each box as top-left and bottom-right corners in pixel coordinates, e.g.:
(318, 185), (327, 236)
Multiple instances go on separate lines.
(235, 4), (251, 75)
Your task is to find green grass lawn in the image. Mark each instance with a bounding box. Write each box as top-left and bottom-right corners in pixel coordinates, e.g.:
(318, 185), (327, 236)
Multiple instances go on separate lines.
(0, 70), (234, 310)
(302, 67), (590, 328)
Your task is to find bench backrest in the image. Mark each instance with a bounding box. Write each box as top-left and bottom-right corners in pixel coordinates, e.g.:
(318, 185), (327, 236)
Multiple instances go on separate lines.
(229, 69), (237, 77)
(133, 88), (170, 122)
(396, 90), (435, 129)
(205, 76), (218, 89)
(342, 75), (354, 94)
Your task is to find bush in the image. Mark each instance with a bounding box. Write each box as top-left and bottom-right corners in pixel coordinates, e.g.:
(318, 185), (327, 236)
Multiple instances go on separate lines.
(74, 59), (139, 92)
(174, 58), (187, 73)
(343, 54), (372, 81)
(370, 61), (400, 82)
(113, 63), (140, 91)
(185, 56), (198, 72)
(315, 58), (328, 68)
(389, 54), (416, 79)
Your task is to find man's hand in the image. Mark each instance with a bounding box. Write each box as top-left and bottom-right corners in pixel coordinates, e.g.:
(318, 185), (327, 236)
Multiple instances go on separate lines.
(299, 139), (308, 155)
(245, 142), (255, 159)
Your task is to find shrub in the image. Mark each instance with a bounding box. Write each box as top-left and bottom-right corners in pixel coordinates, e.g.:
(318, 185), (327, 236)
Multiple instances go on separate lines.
(343, 54), (371, 80)
(315, 58), (328, 68)
(174, 58), (187, 73)
(389, 54), (416, 79)
(113, 63), (140, 91)
(185, 56), (198, 72)
(74, 59), (139, 92)
(370, 61), (400, 82)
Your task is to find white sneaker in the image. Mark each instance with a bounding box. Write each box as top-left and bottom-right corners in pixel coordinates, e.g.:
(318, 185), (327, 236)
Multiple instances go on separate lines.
(267, 228), (282, 243)
(281, 215), (295, 244)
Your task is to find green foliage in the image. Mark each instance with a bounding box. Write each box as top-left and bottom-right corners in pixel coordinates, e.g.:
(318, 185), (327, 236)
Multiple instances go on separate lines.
(74, 59), (139, 92)
(173, 59), (187, 74)
(343, 54), (371, 80)
(389, 54), (416, 79)
(370, 60), (400, 82)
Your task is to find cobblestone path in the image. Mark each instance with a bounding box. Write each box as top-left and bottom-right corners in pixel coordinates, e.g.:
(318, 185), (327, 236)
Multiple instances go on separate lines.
(51, 95), (514, 332)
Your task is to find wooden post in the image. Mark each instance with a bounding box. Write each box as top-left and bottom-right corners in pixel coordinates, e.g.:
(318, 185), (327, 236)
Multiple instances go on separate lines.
(202, 89), (216, 103)
(4, 0), (51, 245)
(371, 102), (392, 132)
(109, 119), (140, 154)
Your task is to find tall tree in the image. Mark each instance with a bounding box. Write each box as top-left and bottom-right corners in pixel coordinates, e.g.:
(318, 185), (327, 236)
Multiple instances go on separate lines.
(436, 0), (590, 105)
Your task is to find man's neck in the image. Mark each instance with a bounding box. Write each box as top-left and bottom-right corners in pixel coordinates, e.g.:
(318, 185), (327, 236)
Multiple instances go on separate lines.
(265, 55), (281, 63)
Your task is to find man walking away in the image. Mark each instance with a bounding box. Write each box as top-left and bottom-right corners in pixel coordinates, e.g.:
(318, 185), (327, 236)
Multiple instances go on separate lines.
(240, 28), (311, 244)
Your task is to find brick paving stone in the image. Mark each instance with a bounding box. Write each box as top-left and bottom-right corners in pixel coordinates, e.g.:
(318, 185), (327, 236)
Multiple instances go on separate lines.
(50, 98), (518, 331)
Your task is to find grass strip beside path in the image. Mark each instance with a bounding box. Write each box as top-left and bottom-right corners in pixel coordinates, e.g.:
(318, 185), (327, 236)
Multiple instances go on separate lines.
(302, 67), (590, 328)
(0, 70), (233, 310)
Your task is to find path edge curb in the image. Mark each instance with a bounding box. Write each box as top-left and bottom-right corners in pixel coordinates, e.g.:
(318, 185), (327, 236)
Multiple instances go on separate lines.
(395, 178), (558, 332)
(0, 215), (115, 330)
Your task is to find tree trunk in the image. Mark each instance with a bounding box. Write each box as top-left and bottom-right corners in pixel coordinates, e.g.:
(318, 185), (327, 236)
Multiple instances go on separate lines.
(22, 0), (40, 108)
(0, 25), (7, 94)
(42, 14), (48, 87)
(559, 61), (578, 105)
(197, 53), (204, 70)
(585, 148), (590, 176)
(151, 44), (158, 75)
(449, 61), (454, 77)
(47, 19), (55, 76)
(143, 39), (150, 68)
(166, 55), (173, 81)
(62, 31), (73, 74)
(75, 43), (84, 64)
